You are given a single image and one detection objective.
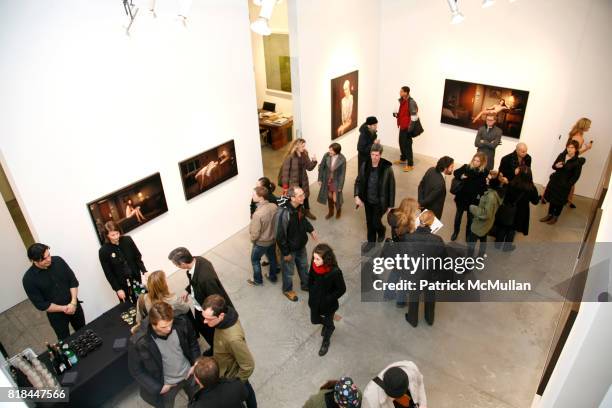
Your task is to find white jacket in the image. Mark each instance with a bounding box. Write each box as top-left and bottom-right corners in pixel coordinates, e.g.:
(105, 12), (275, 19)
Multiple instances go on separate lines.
(362, 361), (427, 408)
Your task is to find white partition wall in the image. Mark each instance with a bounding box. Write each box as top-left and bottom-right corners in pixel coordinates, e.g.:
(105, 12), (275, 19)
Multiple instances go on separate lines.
(0, 0), (262, 319)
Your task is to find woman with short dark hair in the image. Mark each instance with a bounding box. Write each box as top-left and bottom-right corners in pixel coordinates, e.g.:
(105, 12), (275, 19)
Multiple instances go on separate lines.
(317, 143), (347, 220)
(308, 244), (346, 357)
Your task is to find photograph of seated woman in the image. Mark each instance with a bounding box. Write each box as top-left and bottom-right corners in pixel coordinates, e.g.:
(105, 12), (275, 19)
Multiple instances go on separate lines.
(125, 198), (146, 223)
(195, 150), (233, 190)
(472, 98), (510, 123)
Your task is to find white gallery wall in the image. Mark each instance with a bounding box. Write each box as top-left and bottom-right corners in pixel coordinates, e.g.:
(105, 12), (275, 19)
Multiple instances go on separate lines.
(249, 0), (293, 116)
(288, 0), (381, 180)
(0, 0), (262, 319)
(377, 0), (612, 198)
(0, 194), (29, 313)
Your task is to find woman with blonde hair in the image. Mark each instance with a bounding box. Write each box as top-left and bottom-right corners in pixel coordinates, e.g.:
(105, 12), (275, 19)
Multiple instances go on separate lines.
(387, 197), (419, 241)
(133, 270), (190, 331)
(451, 152), (488, 241)
(278, 138), (318, 219)
(566, 117), (593, 208)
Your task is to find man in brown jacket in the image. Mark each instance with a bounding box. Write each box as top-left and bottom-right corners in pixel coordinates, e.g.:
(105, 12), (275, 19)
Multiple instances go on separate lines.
(248, 186), (278, 286)
(203, 294), (257, 408)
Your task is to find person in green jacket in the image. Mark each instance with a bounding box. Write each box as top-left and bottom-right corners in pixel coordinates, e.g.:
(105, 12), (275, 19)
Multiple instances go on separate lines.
(468, 171), (503, 258)
(303, 377), (362, 408)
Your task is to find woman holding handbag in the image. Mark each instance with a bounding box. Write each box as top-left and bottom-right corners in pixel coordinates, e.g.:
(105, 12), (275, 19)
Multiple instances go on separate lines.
(450, 152), (488, 241)
(278, 138), (318, 219)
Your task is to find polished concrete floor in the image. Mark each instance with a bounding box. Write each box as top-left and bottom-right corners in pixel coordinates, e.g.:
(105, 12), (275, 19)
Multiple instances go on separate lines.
(1, 146), (592, 408)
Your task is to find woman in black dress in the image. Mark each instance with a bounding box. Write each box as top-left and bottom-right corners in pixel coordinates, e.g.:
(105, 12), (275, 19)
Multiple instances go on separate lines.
(308, 244), (346, 357)
(541, 140), (584, 224)
(451, 152), (488, 241)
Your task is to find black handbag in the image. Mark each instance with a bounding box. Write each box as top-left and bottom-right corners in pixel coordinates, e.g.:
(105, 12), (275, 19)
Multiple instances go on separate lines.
(411, 119), (424, 137)
(450, 177), (463, 195)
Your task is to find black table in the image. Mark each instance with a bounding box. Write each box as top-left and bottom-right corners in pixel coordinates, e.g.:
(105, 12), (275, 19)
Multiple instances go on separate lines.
(39, 302), (135, 407)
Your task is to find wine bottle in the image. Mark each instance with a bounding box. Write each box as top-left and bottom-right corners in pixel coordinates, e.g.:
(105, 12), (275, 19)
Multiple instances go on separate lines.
(54, 343), (70, 371)
(62, 343), (78, 366)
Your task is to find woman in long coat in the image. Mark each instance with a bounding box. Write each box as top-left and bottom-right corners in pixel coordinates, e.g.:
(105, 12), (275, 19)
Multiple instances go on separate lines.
(541, 140), (584, 224)
(451, 152), (488, 241)
(279, 138), (318, 219)
(317, 143), (346, 220)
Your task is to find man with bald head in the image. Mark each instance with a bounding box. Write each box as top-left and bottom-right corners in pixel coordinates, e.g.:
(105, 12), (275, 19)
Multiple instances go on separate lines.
(498, 142), (532, 184)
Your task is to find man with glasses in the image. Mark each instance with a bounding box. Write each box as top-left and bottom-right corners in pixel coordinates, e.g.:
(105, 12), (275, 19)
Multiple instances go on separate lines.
(22, 243), (85, 340)
(474, 114), (502, 171)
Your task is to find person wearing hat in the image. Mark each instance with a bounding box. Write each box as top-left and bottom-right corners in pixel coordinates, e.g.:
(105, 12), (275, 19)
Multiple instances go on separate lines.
(363, 361), (427, 408)
(303, 376), (362, 408)
(357, 116), (379, 172)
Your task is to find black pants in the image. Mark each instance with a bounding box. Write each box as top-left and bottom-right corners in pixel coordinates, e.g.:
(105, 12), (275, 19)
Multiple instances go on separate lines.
(548, 203), (563, 217)
(47, 304), (86, 341)
(364, 203), (386, 242)
(191, 309), (215, 353)
(453, 203), (474, 239)
(406, 289), (435, 326)
(303, 196), (310, 210)
(245, 380), (258, 408)
(357, 153), (368, 173)
(495, 226), (516, 244)
(310, 309), (335, 340)
(467, 231), (487, 258)
(398, 128), (413, 165)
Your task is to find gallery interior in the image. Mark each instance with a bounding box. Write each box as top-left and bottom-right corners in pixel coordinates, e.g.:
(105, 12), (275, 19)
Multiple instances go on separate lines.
(1, 0), (611, 407)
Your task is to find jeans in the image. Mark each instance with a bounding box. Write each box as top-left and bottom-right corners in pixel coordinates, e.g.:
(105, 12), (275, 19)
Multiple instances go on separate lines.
(159, 377), (198, 408)
(364, 203), (386, 242)
(281, 247), (309, 292)
(398, 128), (413, 165)
(245, 380), (258, 408)
(251, 244), (277, 284)
(453, 203), (474, 240)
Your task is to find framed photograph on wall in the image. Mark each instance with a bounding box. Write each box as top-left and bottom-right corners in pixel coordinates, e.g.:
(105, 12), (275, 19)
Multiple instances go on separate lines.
(331, 70), (359, 140)
(87, 173), (168, 245)
(263, 33), (292, 93)
(179, 140), (238, 201)
(440, 79), (530, 139)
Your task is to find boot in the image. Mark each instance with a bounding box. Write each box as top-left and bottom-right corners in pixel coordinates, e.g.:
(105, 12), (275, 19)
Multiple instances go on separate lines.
(318, 338), (330, 356)
(325, 199), (334, 219)
(335, 205), (342, 219)
(305, 209), (317, 220)
(451, 231), (458, 241)
(547, 216), (558, 225)
(539, 214), (553, 223)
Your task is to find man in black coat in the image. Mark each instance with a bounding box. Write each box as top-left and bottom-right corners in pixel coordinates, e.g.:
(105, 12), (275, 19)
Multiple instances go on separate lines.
(400, 211), (447, 327)
(354, 144), (396, 243)
(189, 357), (248, 408)
(98, 221), (147, 303)
(168, 247), (233, 355)
(474, 114), (502, 171)
(128, 302), (200, 408)
(498, 142), (531, 184)
(357, 116), (379, 171)
(417, 156), (454, 219)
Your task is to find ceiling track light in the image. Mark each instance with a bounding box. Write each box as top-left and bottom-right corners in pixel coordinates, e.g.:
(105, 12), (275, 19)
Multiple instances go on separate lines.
(446, 0), (465, 24)
(250, 0), (281, 36)
(482, 0), (496, 8)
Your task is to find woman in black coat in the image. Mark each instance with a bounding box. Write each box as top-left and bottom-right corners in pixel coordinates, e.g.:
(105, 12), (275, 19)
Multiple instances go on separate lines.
(541, 140), (584, 225)
(99, 221), (147, 303)
(494, 166), (540, 251)
(451, 152), (488, 241)
(308, 244), (346, 357)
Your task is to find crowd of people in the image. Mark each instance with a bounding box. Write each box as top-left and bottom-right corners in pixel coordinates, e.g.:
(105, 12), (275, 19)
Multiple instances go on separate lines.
(20, 84), (595, 407)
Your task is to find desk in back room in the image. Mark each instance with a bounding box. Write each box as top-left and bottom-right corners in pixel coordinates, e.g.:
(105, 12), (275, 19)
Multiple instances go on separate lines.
(259, 113), (293, 150)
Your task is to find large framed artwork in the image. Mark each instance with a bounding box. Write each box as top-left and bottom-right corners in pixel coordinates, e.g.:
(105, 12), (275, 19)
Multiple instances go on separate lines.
(87, 173), (168, 244)
(179, 140), (238, 201)
(263, 33), (292, 93)
(440, 79), (529, 139)
(331, 70), (359, 140)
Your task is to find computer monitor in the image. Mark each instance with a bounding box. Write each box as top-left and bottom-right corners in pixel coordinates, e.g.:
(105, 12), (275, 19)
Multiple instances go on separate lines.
(262, 101), (276, 112)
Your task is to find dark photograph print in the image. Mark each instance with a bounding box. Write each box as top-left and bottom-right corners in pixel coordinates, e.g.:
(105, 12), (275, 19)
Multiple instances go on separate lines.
(88, 173), (168, 244)
(331, 70), (359, 140)
(441, 79), (529, 139)
(179, 140), (238, 201)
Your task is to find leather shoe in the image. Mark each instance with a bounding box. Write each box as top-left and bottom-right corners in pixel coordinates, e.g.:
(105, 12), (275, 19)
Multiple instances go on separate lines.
(318, 339), (330, 356)
(305, 210), (317, 220)
(283, 291), (298, 302)
(547, 216), (558, 225)
(451, 232), (458, 241)
(539, 215), (553, 222)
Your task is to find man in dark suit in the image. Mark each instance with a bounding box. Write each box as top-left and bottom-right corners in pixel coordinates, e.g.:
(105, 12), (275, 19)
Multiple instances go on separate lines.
(168, 247), (233, 355)
(474, 114), (502, 171)
(498, 142), (532, 184)
(418, 156), (454, 219)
